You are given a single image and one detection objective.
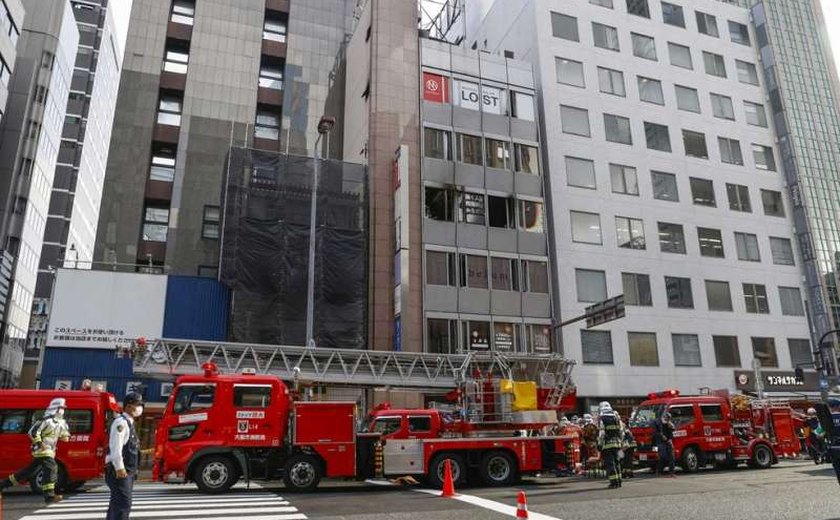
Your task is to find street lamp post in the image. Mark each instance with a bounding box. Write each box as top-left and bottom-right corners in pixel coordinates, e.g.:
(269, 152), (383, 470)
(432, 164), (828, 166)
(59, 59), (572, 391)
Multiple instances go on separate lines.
(305, 116), (336, 348)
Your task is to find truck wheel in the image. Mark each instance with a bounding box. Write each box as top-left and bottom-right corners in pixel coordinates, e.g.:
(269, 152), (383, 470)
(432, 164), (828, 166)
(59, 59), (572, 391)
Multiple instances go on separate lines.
(680, 447), (700, 473)
(194, 456), (239, 494)
(479, 451), (517, 487)
(427, 453), (466, 489)
(751, 445), (773, 469)
(283, 453), (323, 492)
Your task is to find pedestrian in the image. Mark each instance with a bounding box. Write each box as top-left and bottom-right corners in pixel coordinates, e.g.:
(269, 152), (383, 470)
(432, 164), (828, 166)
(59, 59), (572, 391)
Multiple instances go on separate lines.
(819, 400), (840, 485)
(106, 392), (143, 520)
(805, 407), (827, 463)
(0, 398), (70, 503)
(654, 411), (676, 477)
(598, 401), (623, 489)
(622, 425), (637, 479)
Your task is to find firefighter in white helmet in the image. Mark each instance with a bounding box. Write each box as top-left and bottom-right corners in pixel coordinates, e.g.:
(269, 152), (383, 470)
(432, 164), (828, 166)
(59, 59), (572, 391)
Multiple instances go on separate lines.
(0, 398), (70, 503)
(598, 401), (624, 489)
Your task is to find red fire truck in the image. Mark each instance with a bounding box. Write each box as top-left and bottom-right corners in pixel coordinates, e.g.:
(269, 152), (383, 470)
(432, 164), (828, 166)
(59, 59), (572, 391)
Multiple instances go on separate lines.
(630, 390), (800, 472)
(136, 339), (577, 493)
(0, 390), (120, 492)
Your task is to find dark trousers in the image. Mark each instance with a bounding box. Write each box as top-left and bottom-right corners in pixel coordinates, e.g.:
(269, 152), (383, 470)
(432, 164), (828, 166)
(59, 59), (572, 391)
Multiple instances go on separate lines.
(603, 448), (621, 485)
(106, 465), (134, 520)
(658, 442), (675, 474)
(623, 448), (635, 477)
(831, 447), (840, 486)
(3, 457), (57, 499)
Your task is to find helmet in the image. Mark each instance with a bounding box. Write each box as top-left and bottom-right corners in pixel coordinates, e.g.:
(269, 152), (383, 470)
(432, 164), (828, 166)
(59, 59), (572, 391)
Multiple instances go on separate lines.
(807, 407), (817, 416)
(583, 413), (593, 424)
(45, 397), (66, 417)
(124, 392), (143, 407)
(599, 401), (613, 415)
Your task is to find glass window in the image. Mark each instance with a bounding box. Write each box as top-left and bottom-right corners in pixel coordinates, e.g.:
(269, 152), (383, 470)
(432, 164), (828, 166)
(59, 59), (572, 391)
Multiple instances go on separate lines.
(263, 16), (287, 42)
(592, 22), (620, 51)
(700, 404), (724, 422)
(604, 114), (633, 145)
(171, 0), (195, 25)
(491, 257), (519, 291)
(669, 405), (696, 427)
(761, 190), (785, 217)
(698, 227), (724, 258)
(163, 45), (189, 74)
(788, 339), (812, 368)
(598, 67), (626, 97)
(706, 280), (733, 311)
(515, 144), (539, 174)
(623, 272), (652, 306)
(658, 222), (686, 254)
(674, 85), (700, 114)
(744, 101), (768, 127)
(157, 94), (182, 126)
(714, 336), (740, 367)
(735, 232), (761, 262)
(751, 337), (778, 368)
(202, 206), (220, 239)
(485, 139), (511, 169)
(518, 200), (544, 233)
(627, 0), (650, 17)
(255, 111), (279, 140)
(628, 332), (659, 367)
(511, 92), (535, 121)
(668, 42), (693, 69)
(638, 77), (664, 105)
(525, 324), (552, 353)
(560, 105), (591, 137)
(632, 33), (657, 60)
(736, 60), (759, 85)
(770, 237), (795, 265)
(690, 178), (715, 207)
(616, 216), (646, 250)
(464, 320), (491, 350)
(456, 133), (482, 165)
(259, 65), (284, 90)
(662, 2), (685, 27)
(150, 149), (176, 182)
(460, 254), (488, 289)
(645, 122), (671, 152)
(173, 384), (216, 414)
(682, 130), (708, 159)
(703, 52), (727, 78)
(488, 196), (514, 228)
(0, 410), (27, 434)
(566, 156), (596, 189)
(710, 93), (735, 120)
(729, 21), (750, 45)
(779, 287), (804, 316)
(493, 322), (519, 351)
(571, 211), (602, 244)
(673, 334), (701, 367)
(425, 187), (455, 221)
(743, 283), (770, 314)
(651, 171), (678, 202)
(372, 416), (402, 435)
(582, 330), (614, 364)
(610, 164), (638, 195)
(426, 250), (456, 286)
(525, 260), (549, 293)
(696, 11), (719, 37)
(666, 276), (693, 309)
(556, 57), (585, 87)
(576, 269), (607, 303)
(719, 137), (744, 165)
(408, 416), (432, 432)
(428, 318), (458, 354)
(551, 12), (579, 41)
(142, 207), (170, 242)
(424, 128), (451, 160)
(726, 183), (751, 212)
(234, 386), (271, 407)
(591, 0), (614, 7)
(752, 144), (776, 171)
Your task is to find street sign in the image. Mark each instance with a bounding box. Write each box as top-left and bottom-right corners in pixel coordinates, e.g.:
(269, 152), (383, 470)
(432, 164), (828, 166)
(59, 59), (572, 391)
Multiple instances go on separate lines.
(584, 295), (625, 329)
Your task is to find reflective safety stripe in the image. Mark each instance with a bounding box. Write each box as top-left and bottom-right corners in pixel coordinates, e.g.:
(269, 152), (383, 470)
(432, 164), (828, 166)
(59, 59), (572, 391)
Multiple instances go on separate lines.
(41, 483), (55, 491)
(10, 475), (19, 485)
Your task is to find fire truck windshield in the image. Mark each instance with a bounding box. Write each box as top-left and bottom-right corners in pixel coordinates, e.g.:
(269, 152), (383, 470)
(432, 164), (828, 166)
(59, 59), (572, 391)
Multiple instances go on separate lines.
(630, 405), (663, 427)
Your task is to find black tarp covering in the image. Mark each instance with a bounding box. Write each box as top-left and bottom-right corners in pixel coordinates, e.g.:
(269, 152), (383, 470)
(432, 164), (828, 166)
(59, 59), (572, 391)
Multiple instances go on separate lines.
(221, 148), (368, 349)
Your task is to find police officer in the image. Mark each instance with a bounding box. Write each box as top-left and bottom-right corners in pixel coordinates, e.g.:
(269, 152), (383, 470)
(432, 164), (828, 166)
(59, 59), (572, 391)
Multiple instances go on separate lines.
(815, 401), (840, 486)
(0, 398), (70, 503)
(622, 423), (637, 479)
(106, 392), (143, 520)
(598, 401), (624, 489)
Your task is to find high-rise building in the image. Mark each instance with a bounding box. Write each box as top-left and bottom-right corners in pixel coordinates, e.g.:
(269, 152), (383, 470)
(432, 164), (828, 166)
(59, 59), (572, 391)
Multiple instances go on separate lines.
(0, 0), (78, 387)
(24, 0), (127, 387)
(93, 0), (358, 277)
(0, 0), (24, 125)
(470, 0), (813, 410)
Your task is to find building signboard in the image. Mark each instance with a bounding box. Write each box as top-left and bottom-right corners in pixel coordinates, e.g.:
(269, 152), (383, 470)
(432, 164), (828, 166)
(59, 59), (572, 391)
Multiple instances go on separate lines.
(423, 72), (449, 104)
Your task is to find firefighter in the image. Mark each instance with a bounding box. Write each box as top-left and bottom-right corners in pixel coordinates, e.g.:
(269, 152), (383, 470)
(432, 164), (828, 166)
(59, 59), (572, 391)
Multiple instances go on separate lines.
(622, 423), (637, 479)
(806, 407), (827, 463)
(654, 412), (676, 477)
(581, 414), (599, 463)
(598, 401), (623, 489)
(0, 398), (70, 503)
(105, 392), (143, 520)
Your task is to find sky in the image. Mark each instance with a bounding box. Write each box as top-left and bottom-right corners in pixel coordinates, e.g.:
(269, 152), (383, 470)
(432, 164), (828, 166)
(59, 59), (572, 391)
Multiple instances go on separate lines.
(822, 0), (840, 74)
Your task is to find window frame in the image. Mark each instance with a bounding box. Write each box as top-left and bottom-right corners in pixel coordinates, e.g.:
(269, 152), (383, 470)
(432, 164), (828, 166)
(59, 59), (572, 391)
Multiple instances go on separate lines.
(610, 163), (639, 195)
(560, 105), (591, 137)
(651, 171), (679, 202)
(597, 67), (626, 97)
(703, 51), (727, 78)
(592, 22), (621, 52)
(201, 206), (220, 240)
(668, 42), (693, 70)
(604, 113), (633, 145)
(682, 129), (709, 159)
(695, 11), (719, 37)
(697, 227), (724, 258)
(615, 216), (646, 250)
(658, 222), (686, 254)
(705, 280), (733, 311)
(570, 211), (603, 245)
(638, 76), (665, 105)
(665, 276), (694, 309)
(631, 32), (657, 60)
(628, 332), (660, 367)
(714, 335), (741, 367)
(743, 283), (770, 314)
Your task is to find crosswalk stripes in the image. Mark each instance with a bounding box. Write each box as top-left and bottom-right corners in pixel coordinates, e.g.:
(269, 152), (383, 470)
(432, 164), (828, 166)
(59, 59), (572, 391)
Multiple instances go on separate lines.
(19, 482), (306, 520)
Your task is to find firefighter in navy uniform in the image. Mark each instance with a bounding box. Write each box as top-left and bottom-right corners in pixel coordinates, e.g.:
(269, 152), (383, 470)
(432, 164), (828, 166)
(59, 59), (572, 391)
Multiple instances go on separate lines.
(106, 392), (143, 520)
(622, 423), (637, 479)
(598, 401), (624, 489)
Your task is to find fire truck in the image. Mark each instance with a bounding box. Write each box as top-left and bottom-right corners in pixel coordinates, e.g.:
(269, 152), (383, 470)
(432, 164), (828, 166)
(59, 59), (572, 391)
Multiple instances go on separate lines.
(133, 338), (577, 493)
(630, 390), (800, 473)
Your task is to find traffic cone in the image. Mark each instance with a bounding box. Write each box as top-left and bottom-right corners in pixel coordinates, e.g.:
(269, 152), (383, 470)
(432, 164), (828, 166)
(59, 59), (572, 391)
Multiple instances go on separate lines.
(441, 459), (456, 497)
(516, 490), (528, 519)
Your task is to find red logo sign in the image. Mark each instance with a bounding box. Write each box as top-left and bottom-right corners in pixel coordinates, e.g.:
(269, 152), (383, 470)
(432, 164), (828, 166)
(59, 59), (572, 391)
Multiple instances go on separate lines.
(423, 72), (449, 104)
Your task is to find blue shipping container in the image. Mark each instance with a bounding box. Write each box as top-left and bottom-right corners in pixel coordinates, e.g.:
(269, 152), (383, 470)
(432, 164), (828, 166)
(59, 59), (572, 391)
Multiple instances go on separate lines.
(163, 276), (230, 341)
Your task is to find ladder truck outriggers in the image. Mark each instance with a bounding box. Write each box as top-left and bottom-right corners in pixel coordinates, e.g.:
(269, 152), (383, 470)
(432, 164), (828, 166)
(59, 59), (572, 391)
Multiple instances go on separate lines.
(133, 339), (578, 493)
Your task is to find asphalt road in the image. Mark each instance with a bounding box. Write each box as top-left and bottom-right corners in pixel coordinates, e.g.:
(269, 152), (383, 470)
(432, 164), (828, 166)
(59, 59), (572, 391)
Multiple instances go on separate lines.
(1, 461), (837, 520)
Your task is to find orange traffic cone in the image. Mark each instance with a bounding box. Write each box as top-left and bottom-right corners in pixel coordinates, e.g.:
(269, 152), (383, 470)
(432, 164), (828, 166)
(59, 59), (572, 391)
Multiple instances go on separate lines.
(441, 459), (456, 497)
(516, 490), (528, 519)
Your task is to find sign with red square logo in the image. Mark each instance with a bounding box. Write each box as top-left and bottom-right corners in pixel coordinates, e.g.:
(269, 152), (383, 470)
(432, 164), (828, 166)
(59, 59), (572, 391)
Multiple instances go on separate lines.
(423, 72), (449, 104)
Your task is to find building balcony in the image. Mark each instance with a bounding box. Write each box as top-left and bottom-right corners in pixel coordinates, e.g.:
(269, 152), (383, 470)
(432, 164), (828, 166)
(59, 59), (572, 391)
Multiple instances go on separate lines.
(265, 0), (290, 13)
(145, 180), (173, 202)
(153, 123), (180, 144)
(257, 86), (283, 107)
(160, 71), (187, 91)
(261, 39), (287, 59)
(166, 21), (192, 42)
(137, 241), (166, 264)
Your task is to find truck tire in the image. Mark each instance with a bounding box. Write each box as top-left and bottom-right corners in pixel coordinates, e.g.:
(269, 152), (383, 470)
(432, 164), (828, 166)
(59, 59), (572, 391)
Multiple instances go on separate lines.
(751, 444), (773, 469)
(283, 453), (323, 492)
(427, 453), (466, 489)
(680, 446), (700, 473)
(479, 451), (517, 487)
(194, 455), (239, 494)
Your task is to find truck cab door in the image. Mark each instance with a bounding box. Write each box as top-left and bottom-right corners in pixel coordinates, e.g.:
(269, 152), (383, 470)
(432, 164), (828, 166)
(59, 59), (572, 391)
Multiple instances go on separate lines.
(232, 384), (275, 445)
(169, 383), (217, 446)
(698, 403), (729, 454)
(668, 404), (699, 454)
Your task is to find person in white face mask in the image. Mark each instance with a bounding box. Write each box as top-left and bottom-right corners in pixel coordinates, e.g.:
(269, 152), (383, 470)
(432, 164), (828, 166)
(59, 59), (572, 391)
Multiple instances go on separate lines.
(0, 398), (70, 503)
(105, 392), (143, 520)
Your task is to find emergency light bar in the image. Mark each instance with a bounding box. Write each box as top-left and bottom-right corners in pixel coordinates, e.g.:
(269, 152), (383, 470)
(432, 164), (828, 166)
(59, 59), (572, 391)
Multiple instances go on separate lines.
(648, 389), (680, 399)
